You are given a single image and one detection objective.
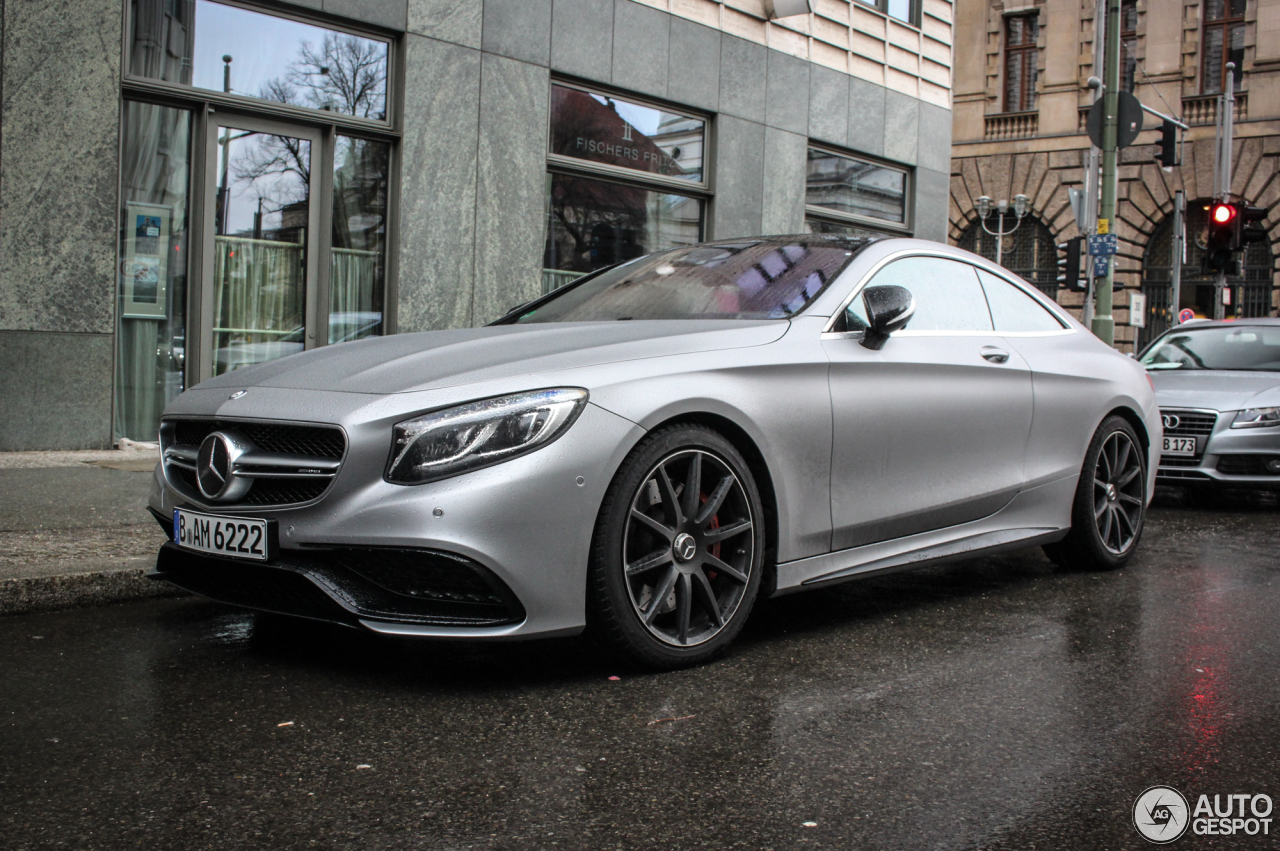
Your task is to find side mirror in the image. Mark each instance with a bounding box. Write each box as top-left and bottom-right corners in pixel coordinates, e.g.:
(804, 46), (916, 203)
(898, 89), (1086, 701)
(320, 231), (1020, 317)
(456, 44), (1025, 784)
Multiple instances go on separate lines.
(859, 285), (915, 350)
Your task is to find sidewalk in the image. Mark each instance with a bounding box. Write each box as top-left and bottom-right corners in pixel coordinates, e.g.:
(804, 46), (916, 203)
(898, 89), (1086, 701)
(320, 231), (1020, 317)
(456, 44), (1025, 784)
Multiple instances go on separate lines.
(0, 448), (184, 617)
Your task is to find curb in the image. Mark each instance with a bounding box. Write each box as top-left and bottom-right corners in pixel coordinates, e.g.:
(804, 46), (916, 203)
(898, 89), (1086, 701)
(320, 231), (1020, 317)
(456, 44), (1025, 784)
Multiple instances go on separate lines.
(0, 570), (189, 618)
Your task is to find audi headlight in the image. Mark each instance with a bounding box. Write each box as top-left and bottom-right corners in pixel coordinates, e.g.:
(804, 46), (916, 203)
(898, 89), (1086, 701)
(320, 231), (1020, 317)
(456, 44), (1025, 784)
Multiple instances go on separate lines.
(1231, 407), (1280, 429)
(386, 388), (588, 484)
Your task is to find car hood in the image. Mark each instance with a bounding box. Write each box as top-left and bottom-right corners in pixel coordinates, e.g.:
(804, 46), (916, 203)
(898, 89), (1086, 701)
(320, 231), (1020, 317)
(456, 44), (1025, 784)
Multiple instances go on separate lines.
(1150, 369), (1280, 412)
(193, 320), (789, 395)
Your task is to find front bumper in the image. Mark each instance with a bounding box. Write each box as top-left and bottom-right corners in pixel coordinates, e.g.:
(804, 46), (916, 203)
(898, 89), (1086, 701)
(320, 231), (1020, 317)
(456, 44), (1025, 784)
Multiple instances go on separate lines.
(1156, 408), (1280, 490)
(148, 400), (645, 638)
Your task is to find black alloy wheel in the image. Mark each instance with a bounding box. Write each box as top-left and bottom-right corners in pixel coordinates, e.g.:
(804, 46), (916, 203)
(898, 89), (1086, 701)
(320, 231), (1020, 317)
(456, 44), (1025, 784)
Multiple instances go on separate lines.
(1045, 415), (1147, 571)
(590, 425), (764, 668)
(1092, 429), (1145, 554)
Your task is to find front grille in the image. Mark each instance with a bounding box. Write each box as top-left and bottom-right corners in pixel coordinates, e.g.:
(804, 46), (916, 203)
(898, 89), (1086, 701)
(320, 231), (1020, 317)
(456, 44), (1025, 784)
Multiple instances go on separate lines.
(161, 418), (346, 508)
(1160, 456), (1202, 468)
(1161, 409), (1217, 436)
(151, 543), (525, 628)
(1217, 455), (1280, 476)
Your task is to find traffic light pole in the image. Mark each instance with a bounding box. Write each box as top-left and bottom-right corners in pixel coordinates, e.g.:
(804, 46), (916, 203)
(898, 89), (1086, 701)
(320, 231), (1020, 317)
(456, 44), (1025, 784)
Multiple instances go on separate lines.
(1091, 0), (1121, 345)
(1212, 64), (1236, 321)
(1170, 190), (1184, 325)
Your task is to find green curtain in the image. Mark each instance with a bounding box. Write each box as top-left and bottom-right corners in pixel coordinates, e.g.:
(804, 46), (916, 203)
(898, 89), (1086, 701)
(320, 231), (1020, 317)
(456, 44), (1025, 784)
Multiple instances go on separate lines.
(212, 235), (305, 352)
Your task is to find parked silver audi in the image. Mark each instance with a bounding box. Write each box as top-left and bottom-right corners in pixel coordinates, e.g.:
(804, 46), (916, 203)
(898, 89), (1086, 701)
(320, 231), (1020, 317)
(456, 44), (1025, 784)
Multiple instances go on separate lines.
(148, 236), (1159, 668)
(1139, 318), (1280, 496)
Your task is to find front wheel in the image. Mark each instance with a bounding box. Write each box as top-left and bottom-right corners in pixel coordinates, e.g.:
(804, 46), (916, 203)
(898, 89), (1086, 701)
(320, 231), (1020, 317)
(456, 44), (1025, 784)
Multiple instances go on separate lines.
(588, 425), (765, 669)
(1044, 415), (1147, 571)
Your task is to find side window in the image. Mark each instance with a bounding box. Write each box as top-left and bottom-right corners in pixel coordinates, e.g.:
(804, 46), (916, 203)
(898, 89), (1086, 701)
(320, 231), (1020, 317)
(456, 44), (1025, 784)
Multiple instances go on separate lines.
(858, 256), (994, 332)
(975, 268), (1066, 332)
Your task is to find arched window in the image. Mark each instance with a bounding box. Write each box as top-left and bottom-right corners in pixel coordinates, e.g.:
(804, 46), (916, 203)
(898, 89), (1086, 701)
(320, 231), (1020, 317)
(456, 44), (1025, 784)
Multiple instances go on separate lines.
(1140, 199), (1274, 348)
(957, 214), (1058, 298)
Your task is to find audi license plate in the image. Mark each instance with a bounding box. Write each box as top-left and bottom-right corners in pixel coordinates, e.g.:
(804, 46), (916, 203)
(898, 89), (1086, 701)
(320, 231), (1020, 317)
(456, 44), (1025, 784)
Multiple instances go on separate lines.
(1162, 436), (1197, 456)
(174, 508), (270, 561)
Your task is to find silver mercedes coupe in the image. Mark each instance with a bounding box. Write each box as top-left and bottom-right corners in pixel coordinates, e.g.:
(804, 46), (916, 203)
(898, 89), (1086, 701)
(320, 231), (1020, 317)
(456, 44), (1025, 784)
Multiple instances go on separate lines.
(1139, 318), (1280, 496)
(148, 236), (1160, 668)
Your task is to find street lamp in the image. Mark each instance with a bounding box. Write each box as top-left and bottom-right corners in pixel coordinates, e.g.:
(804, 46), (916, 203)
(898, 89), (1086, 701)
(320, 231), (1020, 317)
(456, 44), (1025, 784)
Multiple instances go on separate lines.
(974, 193), (1030, 268)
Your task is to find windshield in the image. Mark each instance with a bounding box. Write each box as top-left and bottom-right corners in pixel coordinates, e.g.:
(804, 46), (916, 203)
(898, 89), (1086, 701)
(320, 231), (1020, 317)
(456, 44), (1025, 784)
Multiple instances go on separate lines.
(1141, 325), (1280, 372)
(514, 239), (871, 323)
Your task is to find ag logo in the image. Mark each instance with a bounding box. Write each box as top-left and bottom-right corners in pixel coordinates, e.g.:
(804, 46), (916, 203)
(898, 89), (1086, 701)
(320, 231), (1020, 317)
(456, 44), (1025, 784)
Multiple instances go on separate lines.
(1162, 414), (1180, 430)
(1134, 786), (1190, 844)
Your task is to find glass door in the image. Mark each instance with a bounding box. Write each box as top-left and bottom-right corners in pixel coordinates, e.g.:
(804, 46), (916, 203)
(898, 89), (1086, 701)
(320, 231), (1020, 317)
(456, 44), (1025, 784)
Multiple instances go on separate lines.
(200, 115), (321, 379)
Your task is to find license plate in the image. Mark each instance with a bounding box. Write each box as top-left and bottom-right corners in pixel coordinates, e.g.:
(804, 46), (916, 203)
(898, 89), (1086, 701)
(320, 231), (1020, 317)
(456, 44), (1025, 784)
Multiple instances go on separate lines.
(174, 508), (270, 561)
(1162, 436), (1197, 456)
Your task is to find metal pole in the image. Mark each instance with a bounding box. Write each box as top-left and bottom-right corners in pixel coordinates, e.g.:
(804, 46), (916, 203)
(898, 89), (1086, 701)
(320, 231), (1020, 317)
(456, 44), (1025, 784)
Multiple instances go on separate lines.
(1091, 0), (1121, 345)
(1212, 63), (1236, 321)
(1082, 0), (1106, 330)
(995, 211), (1004, 267)
(1170, 191), (1184, 325)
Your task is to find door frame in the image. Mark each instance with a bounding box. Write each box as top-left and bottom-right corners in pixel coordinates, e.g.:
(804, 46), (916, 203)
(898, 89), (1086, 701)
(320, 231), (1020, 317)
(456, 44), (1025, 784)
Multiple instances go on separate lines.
(195, 113), (326, 383)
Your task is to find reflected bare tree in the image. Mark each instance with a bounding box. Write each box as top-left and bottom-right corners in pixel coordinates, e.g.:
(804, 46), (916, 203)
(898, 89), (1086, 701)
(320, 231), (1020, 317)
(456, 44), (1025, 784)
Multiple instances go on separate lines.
(231, 34), (387, 208)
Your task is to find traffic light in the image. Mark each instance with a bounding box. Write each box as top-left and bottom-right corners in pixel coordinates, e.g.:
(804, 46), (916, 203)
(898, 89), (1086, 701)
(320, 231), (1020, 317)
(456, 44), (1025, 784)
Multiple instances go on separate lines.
(1156, 119), (1179, 168)
(1203, 202), (1238, 274)
(1237, 204), (1269, 249)
(1057, 236), (1084, 291)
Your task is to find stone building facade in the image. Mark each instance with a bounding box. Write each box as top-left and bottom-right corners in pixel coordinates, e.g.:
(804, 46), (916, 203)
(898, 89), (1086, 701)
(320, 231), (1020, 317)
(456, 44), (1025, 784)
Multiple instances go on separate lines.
(0, 0), (954, 451)
(949, 0), (1280, 351)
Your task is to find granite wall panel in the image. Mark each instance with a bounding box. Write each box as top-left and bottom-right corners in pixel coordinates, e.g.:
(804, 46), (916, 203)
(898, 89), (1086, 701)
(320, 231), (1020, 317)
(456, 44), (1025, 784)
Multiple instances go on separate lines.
(848, 77), (886, 158)
(667, 17), (720, 113)
(408, 0), (482, 48)
(765, 50), (809, 135)
(483, 0), (552, 66)
(711, 116), (766, 239)
(719, 36), (768, 124)
(761, 127), (808, 235)
(0, 332), (113, 451)
(473, 54), (551, 323)
(551, 0), (615, 83)
(883, 89), (919, 166)
(913, 167), (950, 243)
(808, 65), (849, 148)
(397, 36), (482, 332)
(0, 0), (121, 334)
(916, 102), (952, 174)
(612, 0), (670, 100)
(324, 0), (407, 30)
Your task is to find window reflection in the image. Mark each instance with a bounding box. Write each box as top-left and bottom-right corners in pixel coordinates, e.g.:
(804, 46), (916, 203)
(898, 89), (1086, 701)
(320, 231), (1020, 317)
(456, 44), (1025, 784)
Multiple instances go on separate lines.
(806, 149), (907, 225)
(130, 0), (389, 120)
(549, 84), (704, 182)
(543, 173), (703, 293)
(116, 101), (192, 441)
(330, 136), (388, 343)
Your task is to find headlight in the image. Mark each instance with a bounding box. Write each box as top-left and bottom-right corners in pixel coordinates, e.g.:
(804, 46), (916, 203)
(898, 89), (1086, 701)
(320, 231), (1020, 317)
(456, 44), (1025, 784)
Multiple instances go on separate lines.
(1231, 407), (1280, 429)
(386, 388), (588, 484)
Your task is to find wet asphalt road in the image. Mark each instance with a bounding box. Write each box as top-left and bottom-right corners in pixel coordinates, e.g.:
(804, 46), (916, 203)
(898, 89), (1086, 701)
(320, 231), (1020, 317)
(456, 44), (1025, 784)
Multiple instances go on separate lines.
(2, 493), (1278, 851)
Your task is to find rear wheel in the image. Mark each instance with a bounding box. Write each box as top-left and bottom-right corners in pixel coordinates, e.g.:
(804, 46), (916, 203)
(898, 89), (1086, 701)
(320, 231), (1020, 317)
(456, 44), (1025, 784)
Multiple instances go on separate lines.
(589, 425), (764, 669)
(1044, 416), (1147, 571)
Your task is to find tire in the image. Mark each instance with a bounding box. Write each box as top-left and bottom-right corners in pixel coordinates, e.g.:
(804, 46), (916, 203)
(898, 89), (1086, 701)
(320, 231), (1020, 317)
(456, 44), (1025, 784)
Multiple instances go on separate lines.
(1044, 415), (1147, 571)
(588, 424), (765, 669)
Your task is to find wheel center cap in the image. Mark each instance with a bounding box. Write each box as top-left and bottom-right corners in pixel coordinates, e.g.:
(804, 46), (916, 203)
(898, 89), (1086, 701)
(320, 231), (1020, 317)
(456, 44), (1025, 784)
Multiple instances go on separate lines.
(673, 532), (698, 563)
(1106, 483), (1118, 503)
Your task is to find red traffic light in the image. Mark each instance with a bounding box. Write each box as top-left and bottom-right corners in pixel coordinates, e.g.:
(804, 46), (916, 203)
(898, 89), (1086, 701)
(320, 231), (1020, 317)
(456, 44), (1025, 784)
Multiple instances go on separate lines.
(1211, 203), (1236, 225)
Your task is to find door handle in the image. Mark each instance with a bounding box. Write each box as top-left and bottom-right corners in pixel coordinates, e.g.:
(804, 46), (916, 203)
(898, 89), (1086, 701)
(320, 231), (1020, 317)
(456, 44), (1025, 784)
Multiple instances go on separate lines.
(980, 346), (1009, 364)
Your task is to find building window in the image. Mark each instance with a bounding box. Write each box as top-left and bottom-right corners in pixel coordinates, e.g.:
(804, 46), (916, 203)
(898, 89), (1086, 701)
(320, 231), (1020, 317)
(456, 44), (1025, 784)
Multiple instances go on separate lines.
(1003, 14), (1039, 113)
(128, 0), (390, 122)
(1121, 0), (1138, 93)
(957, 215), (1058, 298)
(855, 0), (921, 27)
(1202, 0), (1245, 94)
(804, 146), (911, 236)
(544, 83), (708, 293)
(119, 0), (398, 440)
